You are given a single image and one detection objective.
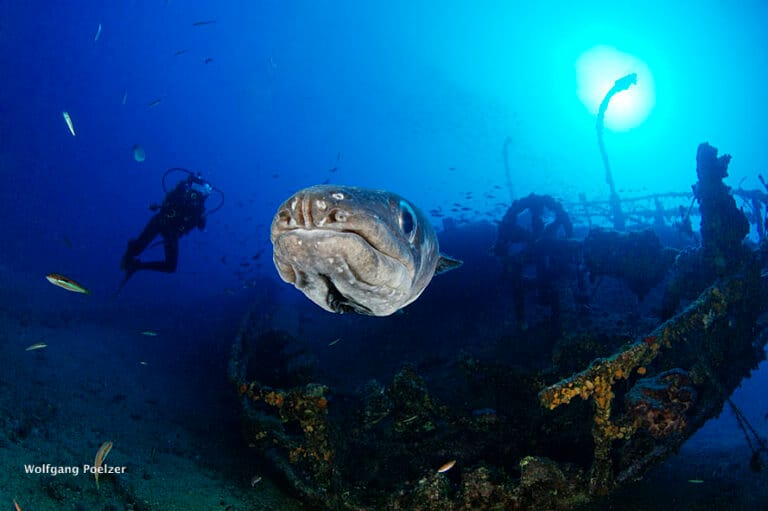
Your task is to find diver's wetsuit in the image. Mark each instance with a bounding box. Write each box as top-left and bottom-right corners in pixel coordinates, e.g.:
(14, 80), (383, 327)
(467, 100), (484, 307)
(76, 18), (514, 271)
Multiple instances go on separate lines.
(121, 177), (208, 275)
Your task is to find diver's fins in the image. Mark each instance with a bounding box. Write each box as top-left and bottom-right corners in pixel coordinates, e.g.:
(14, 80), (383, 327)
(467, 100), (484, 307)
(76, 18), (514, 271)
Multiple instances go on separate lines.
(114, 258), (139, 297)
(113, 271), (134, 297)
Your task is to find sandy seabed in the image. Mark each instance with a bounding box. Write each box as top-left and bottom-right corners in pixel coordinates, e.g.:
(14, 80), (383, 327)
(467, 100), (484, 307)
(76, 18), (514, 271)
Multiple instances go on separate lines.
(1, 290), (766, 511)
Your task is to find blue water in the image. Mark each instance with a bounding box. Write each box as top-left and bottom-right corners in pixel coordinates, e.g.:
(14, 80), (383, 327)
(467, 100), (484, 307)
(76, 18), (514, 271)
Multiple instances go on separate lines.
(2, 1), (768, 509)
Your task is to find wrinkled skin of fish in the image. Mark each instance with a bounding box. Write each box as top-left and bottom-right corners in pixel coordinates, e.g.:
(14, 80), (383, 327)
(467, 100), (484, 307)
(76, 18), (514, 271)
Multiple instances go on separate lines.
(271, 185), (460, 316)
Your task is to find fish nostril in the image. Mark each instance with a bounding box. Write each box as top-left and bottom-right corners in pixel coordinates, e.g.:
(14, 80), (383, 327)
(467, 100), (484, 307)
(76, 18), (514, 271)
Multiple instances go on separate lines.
(328, 208), (348, 224)
(279, 195), (347, 229)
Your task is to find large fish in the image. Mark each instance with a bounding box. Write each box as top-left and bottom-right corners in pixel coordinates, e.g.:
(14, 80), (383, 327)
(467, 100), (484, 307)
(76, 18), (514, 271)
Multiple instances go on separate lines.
(271, 185), (461, 316)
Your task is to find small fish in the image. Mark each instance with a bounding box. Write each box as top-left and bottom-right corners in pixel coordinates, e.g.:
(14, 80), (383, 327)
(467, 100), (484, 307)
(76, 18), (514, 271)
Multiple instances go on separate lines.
(203, 57), (214, 64)
(327, 337), (341, 346)
(437, 459), (456, 473)
(94, 441), (113, 489)
(25, 342), (48, 351)
(402, 414), (419, 423)
(139, 361), (148, 366)
(62, 111), (75, 136)
(173, 48), (190, 56)
(250, 474), (262, 486)
(13, 499), (21, 511)
(45, 273), (89, 294)
(132, 144), (146, 162)
(687, 479), (705, 484)
(94, 23), (102, 41)
(147, 97), (164, 109)
(121, 89), (128, 105)
(329, 151), (341, 173)
(192, 20), (217, 26)
(140, 330), (158, 337)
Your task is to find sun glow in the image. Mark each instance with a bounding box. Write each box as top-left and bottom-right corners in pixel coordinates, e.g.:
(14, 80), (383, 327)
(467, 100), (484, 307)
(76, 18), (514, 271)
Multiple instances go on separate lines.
(576, 45), (655, 131)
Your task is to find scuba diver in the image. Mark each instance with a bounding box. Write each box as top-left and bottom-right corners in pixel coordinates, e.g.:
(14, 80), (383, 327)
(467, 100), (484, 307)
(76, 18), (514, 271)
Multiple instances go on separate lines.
(118, 168), (223, 291)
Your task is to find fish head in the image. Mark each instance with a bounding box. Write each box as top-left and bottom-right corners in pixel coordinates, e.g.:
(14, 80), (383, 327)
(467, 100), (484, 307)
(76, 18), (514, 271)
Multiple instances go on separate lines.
(270, 185), (440, 316)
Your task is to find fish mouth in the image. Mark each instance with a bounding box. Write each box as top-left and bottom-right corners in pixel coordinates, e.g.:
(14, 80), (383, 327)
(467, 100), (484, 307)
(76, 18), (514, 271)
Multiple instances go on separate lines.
(273, 222), (412, 274)
(321, 274), (372, 314)
(272, 229), (411, 315)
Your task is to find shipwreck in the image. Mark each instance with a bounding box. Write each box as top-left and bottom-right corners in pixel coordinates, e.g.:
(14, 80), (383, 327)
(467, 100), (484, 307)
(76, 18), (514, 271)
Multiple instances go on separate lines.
(228, 142), (768, 509)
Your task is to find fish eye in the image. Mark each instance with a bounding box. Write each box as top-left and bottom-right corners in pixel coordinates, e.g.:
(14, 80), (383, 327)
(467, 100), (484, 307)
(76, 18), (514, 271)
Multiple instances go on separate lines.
(399, 200), (417, 241)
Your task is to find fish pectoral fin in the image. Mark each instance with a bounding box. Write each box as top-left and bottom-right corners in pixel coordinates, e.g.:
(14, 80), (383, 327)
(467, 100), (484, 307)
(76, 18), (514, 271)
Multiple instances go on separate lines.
(435, 254), (463, 275)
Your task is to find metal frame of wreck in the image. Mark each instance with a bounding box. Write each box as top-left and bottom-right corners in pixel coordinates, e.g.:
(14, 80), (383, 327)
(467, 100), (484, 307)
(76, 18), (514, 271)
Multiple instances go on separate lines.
(565, 187), (768, 239)
(227, 272), (767, 509)
(539, 273), (765, 495)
